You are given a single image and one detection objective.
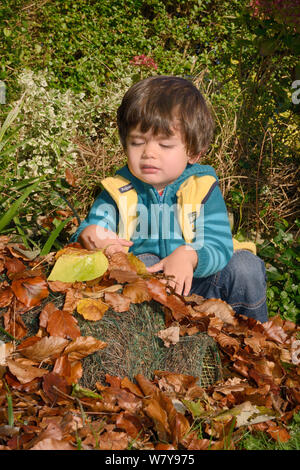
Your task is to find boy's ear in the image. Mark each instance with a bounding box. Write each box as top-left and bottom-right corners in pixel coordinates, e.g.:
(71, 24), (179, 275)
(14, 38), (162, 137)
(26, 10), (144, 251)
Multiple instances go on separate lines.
(188, 151), (203, 164)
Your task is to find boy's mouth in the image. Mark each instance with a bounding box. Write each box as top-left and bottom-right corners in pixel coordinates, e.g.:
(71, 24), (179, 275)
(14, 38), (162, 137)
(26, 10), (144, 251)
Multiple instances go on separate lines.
(141, 165), (160, 174)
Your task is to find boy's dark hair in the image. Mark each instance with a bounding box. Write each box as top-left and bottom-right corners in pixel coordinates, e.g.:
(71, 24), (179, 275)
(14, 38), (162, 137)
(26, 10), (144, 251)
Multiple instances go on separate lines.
(117, 75), (215, 157)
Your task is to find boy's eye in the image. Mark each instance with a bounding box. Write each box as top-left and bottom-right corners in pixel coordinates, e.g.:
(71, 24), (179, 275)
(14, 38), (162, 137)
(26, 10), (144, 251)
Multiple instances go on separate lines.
(160, 143), (173, 148)
(130, 141), (144, 146)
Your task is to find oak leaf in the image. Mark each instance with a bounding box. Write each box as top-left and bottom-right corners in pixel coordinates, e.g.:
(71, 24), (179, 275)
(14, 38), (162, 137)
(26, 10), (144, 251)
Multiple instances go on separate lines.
(76, 298), (109, 321)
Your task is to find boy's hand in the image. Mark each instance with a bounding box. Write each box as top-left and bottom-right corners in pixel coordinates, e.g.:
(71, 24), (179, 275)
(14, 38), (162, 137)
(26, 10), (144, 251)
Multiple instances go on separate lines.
(78, 225), (133, 256)
(147, 245), (198, 296)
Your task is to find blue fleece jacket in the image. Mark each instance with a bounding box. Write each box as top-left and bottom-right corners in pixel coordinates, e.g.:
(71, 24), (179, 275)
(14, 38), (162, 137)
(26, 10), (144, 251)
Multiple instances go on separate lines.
(70, 163), (233, 278)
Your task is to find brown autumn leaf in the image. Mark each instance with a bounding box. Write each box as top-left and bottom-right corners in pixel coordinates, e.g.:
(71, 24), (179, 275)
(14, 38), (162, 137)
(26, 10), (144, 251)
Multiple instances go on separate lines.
(108, 251), (138, 272)
(3, 311), (27, 339)
(53, 355), (71, 378)
(19, 336), (69, 362)
(192, 298), (237, 325)
(135, 373), (160, 399)
(42, 372), (71, 404)
(145, 278), (190, 320)
(30, 438), (75, 451)
(181, 432), (211, 450)
(244, 333), (267, 354)
(215, 332), (240, 353)
(53, 356), (82, 385)
(143, 397), (171, 442)
(263, 319), (288, 344)
(46, 309), (81, 339)
(122, 279), (151, 303)
(6, 358), (49, 384)
(48, 280), (72, 292)
(155, 443), (177, 450)
(104, 291), (131, 313)
(0, 342), (13, 366)
(98, 431), (129, 450)
(120, 377), (144, 397)
(11, 276), (49, 308)
(154, 371), (197, 395)
(63, 336), (107, 361)
(0, 286), (14, 308)
(157, 326), (180, 348)
(63, 288), (83, 313)
(94, 387), (142, 414)
(4, 257), (26, 279)
(76, 298), (109, 321)
(170, 411), (191, 446)
(65, 168), (76, 187)
(115, 412), (143, 438)
(267, 424), (291, 443)
(17, 335), (41, 350)
(105, 374), (121, 388)
(39, 302), (58, 328)
(108, 269), (139, 283)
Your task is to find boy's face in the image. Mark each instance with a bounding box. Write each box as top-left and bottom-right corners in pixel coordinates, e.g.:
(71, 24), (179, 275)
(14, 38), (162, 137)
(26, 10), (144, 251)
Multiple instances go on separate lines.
(126, 124), (197, 192)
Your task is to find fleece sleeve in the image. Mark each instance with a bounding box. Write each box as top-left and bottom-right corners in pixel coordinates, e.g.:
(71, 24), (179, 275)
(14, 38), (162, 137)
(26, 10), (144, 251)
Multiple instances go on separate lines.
(69, 190), (119, 242)
(192, 184), (233, 278)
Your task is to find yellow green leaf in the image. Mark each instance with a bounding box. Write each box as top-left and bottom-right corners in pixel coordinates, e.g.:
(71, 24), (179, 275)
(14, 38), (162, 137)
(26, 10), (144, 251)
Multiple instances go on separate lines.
(47, 249), (109, 283)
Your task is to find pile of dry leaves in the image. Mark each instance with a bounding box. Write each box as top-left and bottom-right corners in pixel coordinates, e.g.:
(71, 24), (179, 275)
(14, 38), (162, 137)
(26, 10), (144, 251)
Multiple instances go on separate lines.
(0, 235), (299, 450)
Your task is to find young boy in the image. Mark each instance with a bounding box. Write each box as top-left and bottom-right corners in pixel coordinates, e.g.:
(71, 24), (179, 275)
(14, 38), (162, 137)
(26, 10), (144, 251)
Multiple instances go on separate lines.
(71, 76), (268, 323)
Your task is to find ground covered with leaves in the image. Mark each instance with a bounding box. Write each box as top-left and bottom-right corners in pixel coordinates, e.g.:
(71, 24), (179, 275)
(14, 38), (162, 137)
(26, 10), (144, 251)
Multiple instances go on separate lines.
(0, 236), (299, 450)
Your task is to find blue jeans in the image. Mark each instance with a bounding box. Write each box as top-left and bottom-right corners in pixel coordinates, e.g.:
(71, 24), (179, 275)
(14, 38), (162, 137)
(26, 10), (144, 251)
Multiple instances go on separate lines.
(137, 250), (268, 323)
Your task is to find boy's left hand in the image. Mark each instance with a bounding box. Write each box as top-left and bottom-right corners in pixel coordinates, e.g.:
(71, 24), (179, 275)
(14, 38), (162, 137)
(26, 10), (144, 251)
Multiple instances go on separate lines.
(147, 245), (198, 296)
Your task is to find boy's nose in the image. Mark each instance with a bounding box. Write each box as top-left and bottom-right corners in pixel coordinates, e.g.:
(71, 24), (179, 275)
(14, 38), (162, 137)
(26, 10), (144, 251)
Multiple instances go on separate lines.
(142, 142), (157, 159)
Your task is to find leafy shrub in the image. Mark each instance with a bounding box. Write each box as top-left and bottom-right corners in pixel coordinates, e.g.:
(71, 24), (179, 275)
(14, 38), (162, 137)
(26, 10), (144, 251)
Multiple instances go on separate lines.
(257, 218), (300, 323)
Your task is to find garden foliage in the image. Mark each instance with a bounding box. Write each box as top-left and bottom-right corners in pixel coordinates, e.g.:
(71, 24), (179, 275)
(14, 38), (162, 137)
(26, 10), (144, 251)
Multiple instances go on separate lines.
(0, 1), (299, 317)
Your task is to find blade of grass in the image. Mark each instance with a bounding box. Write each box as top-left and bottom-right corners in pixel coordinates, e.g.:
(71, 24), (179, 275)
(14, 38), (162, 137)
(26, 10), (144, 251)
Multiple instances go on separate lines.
(13, 215), (31, 249)
(0, 326), (17, 341)
(0, 178), (41, 232)
(0, 92), (26, 144)
(6, 393), (14, 427)
(40, 217), (72, 256)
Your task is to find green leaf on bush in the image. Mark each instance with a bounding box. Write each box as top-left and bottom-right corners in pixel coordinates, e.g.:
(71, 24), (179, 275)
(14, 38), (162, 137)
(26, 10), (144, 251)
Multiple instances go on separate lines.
(47, 249), (109, 282)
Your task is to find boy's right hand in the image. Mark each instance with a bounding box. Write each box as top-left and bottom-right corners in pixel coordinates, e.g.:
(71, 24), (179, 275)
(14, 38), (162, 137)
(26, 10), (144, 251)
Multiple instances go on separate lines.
(78, 225), (133, 256)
